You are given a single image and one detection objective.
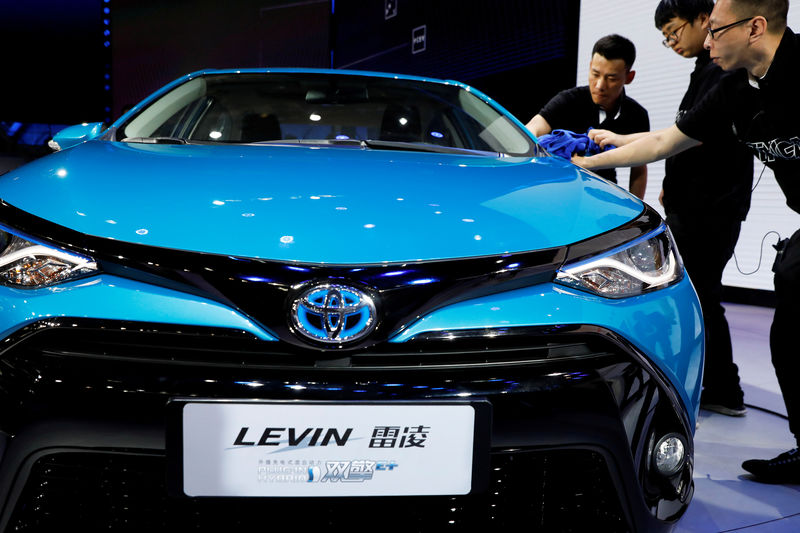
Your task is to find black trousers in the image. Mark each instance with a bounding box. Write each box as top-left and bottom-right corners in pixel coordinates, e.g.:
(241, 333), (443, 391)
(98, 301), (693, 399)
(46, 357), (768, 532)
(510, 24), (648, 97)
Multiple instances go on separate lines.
(666, 212), (743, 401)
(771, 228), (800, 445)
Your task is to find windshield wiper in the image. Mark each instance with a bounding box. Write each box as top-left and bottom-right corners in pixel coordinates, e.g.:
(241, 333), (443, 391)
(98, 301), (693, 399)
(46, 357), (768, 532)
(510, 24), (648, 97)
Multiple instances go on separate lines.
(361, 139), (501, 156)
(120, 136), (188, 144)
(251, 139), (364, 147)
(251, 138), (502, 156)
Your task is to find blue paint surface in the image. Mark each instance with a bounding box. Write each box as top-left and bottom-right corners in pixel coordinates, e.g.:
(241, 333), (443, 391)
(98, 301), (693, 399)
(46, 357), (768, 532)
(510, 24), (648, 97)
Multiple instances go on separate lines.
(1, 142), (640, 263)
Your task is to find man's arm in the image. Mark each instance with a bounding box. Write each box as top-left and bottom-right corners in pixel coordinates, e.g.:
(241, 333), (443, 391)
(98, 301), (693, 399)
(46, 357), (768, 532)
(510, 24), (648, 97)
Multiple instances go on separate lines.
(525, 114), (552, 138)
(589, 129), (652, 148)
(573, 124), (700, 169)
(628, 165), (647, 199)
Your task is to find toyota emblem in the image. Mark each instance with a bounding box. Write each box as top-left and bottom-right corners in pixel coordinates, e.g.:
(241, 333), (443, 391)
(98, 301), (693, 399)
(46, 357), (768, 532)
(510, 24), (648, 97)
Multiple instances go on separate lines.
(290, 283), (377, 344)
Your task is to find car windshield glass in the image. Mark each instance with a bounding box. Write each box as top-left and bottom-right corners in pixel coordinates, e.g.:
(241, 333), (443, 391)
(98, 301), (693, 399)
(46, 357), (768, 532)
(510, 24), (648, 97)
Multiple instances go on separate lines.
(118, 73), (536, 156)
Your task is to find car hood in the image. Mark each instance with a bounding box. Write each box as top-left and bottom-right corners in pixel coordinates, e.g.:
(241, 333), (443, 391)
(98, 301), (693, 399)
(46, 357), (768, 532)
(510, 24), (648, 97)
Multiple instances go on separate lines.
(0, 141), (643, 263)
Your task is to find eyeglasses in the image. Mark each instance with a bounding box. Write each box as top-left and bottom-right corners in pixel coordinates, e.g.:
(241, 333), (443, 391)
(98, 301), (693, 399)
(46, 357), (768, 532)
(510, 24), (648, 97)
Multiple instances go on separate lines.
(662, 21), (689, 47)
(706, 17), (754, 40)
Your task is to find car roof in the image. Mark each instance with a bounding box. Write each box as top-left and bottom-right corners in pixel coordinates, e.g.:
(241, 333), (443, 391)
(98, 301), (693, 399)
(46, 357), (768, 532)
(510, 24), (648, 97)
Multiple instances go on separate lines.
(188, 67), (469, 90)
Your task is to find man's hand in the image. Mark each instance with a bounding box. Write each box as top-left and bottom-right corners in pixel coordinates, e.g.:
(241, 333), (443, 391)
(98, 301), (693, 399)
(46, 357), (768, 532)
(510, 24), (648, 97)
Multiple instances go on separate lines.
(588, 129), (623, 148)
(588, 129), (651, 148)
(570, 125), (701, 170)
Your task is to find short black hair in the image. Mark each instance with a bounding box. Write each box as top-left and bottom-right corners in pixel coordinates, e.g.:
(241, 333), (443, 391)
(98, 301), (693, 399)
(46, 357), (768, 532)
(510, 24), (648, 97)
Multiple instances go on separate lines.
(654, 0), (714, 29)
(731, 0), (788, 33)
(591, 34), (636, 70)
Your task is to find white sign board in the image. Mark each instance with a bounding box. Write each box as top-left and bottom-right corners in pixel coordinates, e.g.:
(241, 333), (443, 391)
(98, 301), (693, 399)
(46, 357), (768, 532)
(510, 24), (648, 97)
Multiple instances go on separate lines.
(180, 402), (477, 497)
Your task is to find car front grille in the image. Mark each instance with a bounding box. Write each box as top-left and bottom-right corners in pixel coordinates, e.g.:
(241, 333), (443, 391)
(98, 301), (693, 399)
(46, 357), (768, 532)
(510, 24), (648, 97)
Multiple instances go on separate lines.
(8, 449), (629, 532)
(2, 319), (618, 371)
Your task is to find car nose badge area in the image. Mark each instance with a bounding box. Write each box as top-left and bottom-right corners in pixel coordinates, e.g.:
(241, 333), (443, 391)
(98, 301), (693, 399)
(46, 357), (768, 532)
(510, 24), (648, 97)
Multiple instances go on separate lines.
(290, 282), (378, 344)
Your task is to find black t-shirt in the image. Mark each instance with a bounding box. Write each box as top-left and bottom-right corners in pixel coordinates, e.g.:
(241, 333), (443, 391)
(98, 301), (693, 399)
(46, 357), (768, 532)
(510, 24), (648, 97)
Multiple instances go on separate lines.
(678, 28), (800, 214)
(664, 51), (753, 221)
(538, 85), (650, 183)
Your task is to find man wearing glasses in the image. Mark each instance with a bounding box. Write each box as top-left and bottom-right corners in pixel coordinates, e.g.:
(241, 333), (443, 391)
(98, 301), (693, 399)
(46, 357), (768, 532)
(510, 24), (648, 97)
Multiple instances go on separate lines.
(592, 0), (754, 420)
(525, 34), (649, 199)
(574, 0), (800, 483)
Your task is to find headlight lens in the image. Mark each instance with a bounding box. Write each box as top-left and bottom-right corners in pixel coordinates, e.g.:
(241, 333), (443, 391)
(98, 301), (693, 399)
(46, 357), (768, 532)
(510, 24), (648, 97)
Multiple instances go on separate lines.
(0, 226), (98, 288)
(555, 225), (682, 298)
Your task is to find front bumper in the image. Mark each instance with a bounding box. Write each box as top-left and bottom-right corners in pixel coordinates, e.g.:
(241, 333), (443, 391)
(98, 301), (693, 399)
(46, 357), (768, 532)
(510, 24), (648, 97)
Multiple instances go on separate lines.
(0, 321), (692, 532)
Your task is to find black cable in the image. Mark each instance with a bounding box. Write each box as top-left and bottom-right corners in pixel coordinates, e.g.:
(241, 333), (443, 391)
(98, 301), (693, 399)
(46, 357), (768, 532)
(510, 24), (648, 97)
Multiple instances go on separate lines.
(752, 160), (767, 192)
(731, 231), (782, 275)
(727, 162), (774, 275)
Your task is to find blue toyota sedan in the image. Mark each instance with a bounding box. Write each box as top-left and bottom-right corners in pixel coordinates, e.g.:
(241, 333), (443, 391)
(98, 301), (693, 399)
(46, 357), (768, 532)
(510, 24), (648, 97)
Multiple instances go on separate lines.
(0, 69), (702, 532)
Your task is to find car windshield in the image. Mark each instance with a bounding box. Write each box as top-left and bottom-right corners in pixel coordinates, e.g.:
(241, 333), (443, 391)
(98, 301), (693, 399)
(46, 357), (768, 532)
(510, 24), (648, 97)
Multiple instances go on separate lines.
(117, 72), (537, 156)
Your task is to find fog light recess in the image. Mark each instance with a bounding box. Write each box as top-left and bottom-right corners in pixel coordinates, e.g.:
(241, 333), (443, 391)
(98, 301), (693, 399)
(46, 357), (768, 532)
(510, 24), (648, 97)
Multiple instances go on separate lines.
(653, 433), (686, 476)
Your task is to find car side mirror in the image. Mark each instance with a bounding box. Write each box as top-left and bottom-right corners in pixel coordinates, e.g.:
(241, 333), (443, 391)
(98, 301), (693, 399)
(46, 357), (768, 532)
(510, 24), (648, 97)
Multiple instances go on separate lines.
(48, 122), (105, 151)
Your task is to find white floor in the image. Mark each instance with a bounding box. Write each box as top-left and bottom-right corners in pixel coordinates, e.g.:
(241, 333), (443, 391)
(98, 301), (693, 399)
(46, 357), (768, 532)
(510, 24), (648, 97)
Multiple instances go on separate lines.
(676, 303), (800, 532)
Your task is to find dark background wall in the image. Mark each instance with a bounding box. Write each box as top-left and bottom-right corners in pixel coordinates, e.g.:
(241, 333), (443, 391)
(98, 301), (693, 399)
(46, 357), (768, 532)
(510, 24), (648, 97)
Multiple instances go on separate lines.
(1, 0), (110, 124)
(1, 0), (579, 130)
(111, 0), (332, 119)
(331, 0), (579, 124)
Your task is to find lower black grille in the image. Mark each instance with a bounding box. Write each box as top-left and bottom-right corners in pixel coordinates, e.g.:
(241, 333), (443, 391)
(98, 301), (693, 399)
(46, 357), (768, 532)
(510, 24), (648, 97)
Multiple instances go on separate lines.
(4, 319), (617, 370)
(8, 449), (629, 532)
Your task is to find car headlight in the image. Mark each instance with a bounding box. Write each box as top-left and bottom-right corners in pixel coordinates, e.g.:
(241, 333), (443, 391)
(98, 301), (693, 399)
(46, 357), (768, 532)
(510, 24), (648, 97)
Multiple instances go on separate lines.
(0, 225), (98, 288)
(555, 225), (683, 298)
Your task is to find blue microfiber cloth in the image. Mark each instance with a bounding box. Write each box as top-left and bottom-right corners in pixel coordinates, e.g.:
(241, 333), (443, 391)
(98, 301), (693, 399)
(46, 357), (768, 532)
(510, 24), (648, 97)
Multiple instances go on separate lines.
(537, 128), (615, 159)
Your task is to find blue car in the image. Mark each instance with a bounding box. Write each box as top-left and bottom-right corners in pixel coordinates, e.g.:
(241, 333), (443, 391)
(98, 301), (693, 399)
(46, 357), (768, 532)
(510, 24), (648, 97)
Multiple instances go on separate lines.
(0, 69), (702, 532)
